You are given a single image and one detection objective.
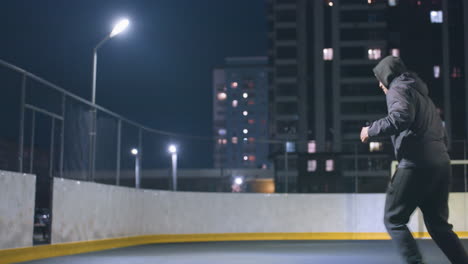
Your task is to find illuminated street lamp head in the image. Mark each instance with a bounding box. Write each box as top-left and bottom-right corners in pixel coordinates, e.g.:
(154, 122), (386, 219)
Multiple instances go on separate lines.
(234, 177), (243, 185)
(131, 148), (138, 156)
(168, 145), (177, 154)
(110, 19), (130, 38)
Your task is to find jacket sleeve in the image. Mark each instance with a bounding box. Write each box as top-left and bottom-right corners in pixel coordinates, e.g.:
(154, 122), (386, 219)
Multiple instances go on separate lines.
(368, 87), (415, 137)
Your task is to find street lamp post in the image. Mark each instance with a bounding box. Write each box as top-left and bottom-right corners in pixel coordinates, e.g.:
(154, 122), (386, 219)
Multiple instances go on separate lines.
(89, 19), (129, 181)
(91, 19), (130, 104)
(131, 148), (140, 189)
(168, 145), (178, 191)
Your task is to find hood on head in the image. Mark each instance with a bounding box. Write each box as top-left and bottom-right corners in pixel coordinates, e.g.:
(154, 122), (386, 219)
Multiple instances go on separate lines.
(373, 56), (407, 88)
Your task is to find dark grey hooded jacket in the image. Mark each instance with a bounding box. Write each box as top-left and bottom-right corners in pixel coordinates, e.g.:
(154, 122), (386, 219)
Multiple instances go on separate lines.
(368, 56), (449, 168)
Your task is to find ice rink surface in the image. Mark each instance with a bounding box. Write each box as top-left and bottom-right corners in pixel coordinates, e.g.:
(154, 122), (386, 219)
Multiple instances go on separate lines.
(21, 240), (468, 264)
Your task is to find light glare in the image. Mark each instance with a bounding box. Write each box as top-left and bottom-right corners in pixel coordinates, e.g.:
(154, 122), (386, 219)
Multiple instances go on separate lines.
(368, 49), (382, 60)
(217, 92), (227, 101)
(434, 65), (440, 78)
(110, 19), (130, 38)
(323, 48), (333, 61)
(391, 49), (400, 57)
(234, 177), (243, 185)
(168, 145), (177, 154)
(430, 11), (443, 23)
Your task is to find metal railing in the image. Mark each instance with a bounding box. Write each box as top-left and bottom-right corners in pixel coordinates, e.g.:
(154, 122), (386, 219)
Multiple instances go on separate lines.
(1, 58), (467, 194)
(0, 58), (203, 189)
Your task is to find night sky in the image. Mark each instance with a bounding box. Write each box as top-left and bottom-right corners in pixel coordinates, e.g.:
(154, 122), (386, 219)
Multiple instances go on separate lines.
(0, 0), (267, 167)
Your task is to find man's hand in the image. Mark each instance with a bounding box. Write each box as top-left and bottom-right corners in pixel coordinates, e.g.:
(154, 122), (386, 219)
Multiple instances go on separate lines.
(360, 126), (370, 143)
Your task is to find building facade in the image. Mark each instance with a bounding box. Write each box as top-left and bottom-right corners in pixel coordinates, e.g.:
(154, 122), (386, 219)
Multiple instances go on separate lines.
(213, 57), (270, 170)
(266, 0), (465, 193)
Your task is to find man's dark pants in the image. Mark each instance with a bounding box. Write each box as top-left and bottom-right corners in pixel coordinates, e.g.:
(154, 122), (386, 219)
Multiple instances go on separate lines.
(384, 162), (468, 264)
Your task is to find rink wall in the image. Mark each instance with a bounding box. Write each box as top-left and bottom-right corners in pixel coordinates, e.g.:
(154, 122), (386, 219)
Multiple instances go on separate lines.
(0, 171), (36, 250)
(1, 177), (467, 264)
(51, 178), (468, 244)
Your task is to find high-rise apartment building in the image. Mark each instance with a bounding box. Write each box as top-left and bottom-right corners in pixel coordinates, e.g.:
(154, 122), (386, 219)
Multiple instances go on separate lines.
(266, 0), (464, 193)
(213, 57), (269, 170)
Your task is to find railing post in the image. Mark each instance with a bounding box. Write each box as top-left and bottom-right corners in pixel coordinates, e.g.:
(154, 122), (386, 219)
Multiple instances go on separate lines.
(88, 107), (97, 182)
(29, 111), (36, 173)
(136, 128), (142, 189)
(18, 73), (26, 172)
(116, 119), (122, 186)
(59, 95), (66, 178)
(49, 119), (56, 178)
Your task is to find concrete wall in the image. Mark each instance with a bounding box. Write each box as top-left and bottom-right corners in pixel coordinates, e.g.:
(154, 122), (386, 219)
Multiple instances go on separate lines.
(0, 170), (36, 249)
(51, 178), (468, 244)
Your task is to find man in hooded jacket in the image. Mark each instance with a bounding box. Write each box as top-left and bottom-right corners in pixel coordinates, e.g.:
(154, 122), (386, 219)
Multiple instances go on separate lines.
(360, 56), (468, 264)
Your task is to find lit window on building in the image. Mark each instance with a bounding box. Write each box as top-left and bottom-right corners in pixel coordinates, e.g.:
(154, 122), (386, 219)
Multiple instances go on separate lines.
(248, 119), (255, 124)
(388, 0), (397, 6)
(451, 67), (462, 79)
(232, 137), (238, 144)
(243, 137), (248, 142)
(434, 65), (440, 78)
(218, 129), (227, 136)
(243, 111), (249, 116)
(308, 160), (317, 172)
(323, 48), (333, 61)
(232, 100), (238, 108)
(231, 82), (238, 88)
(368, 49), (382, 60)
(308, 140), (316, 153)
(248, 100), (255, 105)
(222, 139), (227, 145)
(368, 0), (376, 4)
(217, 139), (223, 145)
(217, 92), (227, 101)
(249, 155), (256, 162)
(243, 155), (249, 161)
(430, 11), (443, 23)
(243, 129), (249, 134)
(286, 141), (296, 153)
(248, 137), (255, 143)
(326, 159), (334, 172)
(391, 49), (400, 57)
(243, 93), (248, 99)
(369, 142), (383, 152)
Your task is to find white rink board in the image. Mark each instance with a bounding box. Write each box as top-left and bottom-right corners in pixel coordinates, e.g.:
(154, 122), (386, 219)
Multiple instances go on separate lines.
(51, 178), (467, 244)
(0, 171), (36, 249)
